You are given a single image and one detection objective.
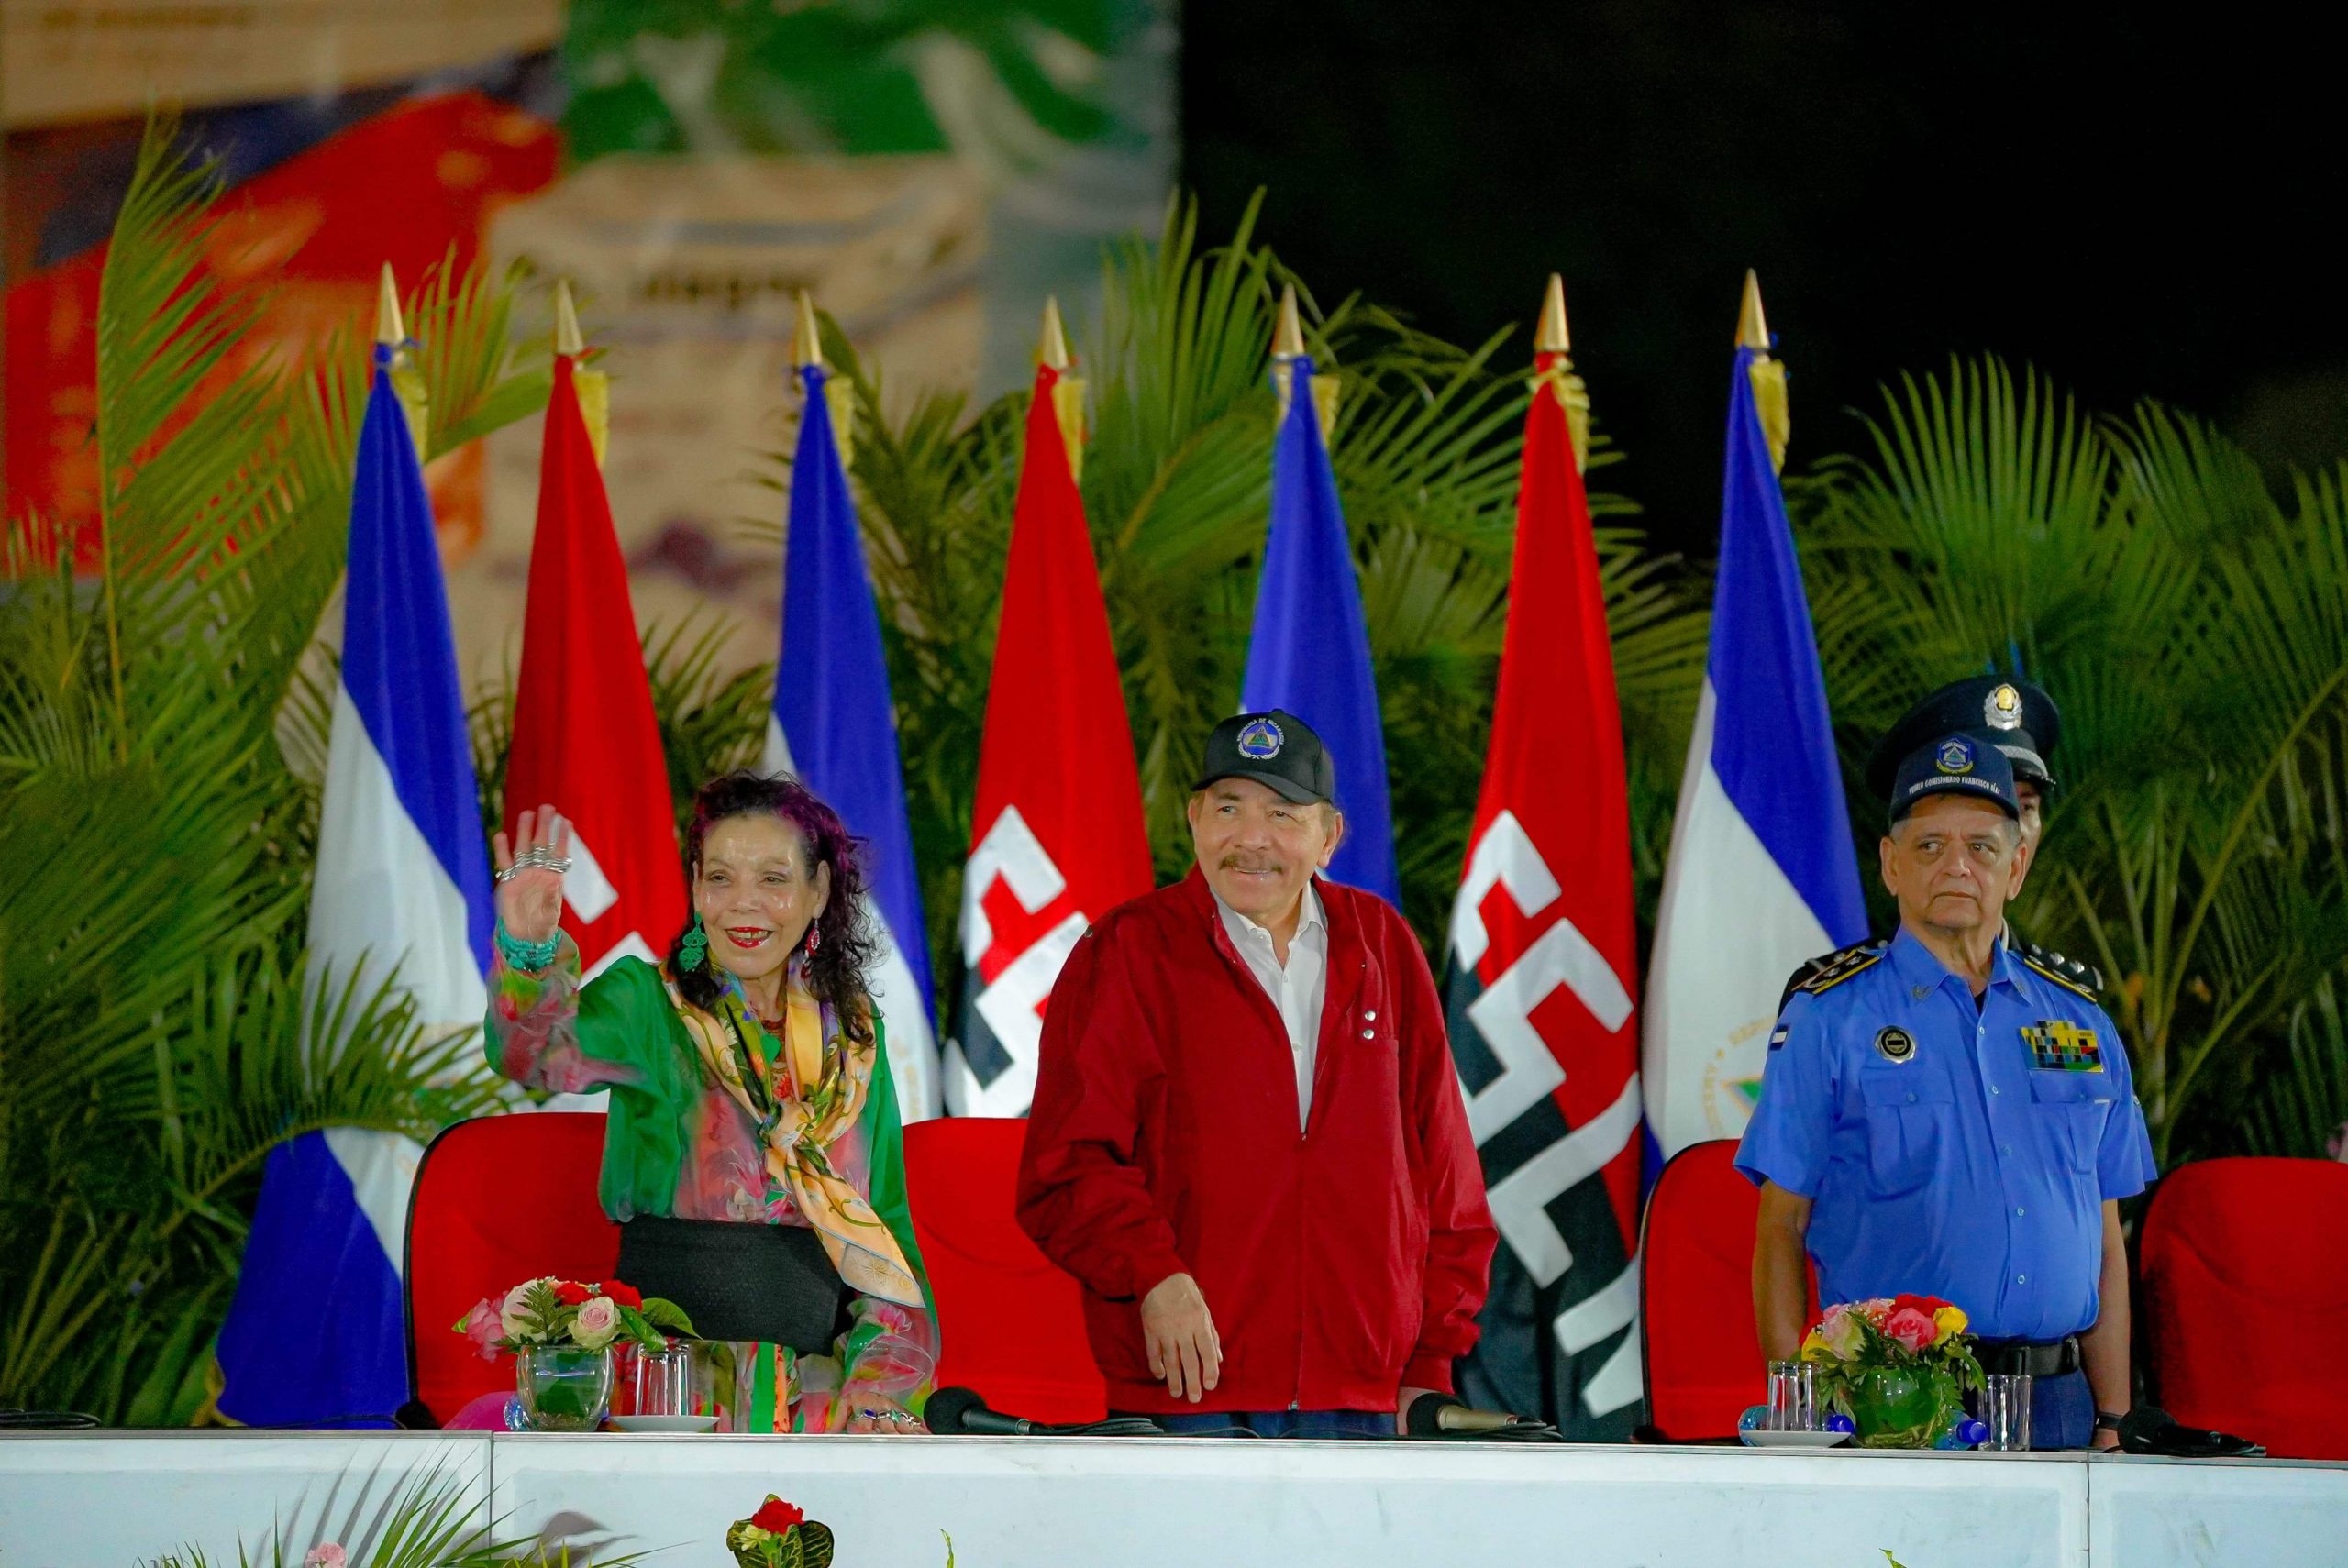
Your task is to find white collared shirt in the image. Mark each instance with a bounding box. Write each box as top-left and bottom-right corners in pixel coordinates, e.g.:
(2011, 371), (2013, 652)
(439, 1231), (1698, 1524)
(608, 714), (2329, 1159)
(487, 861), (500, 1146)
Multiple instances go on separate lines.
(1213, 879), (1329, 1130)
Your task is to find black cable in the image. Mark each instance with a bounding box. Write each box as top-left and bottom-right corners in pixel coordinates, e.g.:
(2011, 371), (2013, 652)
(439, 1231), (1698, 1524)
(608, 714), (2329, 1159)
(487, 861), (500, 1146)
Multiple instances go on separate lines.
(0, 1408), (100, 1429)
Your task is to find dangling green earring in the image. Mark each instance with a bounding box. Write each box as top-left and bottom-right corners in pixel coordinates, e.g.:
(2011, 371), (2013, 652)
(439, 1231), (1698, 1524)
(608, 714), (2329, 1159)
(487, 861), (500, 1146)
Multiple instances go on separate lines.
(679, 915), (708, 972)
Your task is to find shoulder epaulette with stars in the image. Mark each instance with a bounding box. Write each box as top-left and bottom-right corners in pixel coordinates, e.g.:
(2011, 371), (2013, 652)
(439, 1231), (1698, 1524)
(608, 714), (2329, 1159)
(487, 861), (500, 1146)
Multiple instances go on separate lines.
(2019, 938), (2104, 1002)
(1781, 939), (1889, 1010)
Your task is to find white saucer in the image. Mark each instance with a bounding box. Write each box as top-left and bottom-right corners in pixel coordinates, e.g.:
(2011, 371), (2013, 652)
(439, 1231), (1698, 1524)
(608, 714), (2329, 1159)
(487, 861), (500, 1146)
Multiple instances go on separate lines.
(611, 1414), (721, 1433)
(1741, 1429), (1851, 1449)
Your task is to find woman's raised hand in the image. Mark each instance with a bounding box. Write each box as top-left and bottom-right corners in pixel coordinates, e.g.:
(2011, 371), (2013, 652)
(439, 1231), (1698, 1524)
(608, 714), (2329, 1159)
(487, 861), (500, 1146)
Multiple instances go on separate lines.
(493, 804), (570, 943)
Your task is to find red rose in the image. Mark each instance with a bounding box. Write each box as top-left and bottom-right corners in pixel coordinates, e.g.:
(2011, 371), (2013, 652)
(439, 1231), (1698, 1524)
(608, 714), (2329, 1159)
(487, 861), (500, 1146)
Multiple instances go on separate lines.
(749, 1498), (805, 1532)
(603, 1281), (643, 1309)
(1888, 1292), (1944, 1317)
(552, 1282), (593, 1306)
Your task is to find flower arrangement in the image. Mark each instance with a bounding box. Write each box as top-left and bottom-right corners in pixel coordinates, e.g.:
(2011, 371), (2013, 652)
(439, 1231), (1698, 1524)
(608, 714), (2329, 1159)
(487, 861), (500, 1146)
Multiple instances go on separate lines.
(726, 1496), (835, 1568)
(451, 1276), (694, 1358)
(1800, 1295), (1985, 1447)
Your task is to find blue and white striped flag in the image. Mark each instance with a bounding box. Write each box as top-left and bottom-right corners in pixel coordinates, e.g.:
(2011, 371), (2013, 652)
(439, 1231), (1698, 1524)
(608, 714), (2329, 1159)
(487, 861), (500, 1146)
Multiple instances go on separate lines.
(763, 356), (940, 1121)
(1641, 283), (1866, 1160)
(217, 308), (493, 1424)
(1240, 346), (1399, 904)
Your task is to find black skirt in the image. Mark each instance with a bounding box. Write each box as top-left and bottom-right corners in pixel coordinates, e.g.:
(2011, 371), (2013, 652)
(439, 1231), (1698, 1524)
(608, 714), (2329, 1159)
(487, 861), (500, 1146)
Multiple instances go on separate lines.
(615, 1214), (847, 1353)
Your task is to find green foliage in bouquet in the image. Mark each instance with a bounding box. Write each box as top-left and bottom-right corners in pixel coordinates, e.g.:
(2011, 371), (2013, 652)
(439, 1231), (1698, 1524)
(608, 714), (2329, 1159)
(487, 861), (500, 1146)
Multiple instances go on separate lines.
(451, 1278), (695, 1359)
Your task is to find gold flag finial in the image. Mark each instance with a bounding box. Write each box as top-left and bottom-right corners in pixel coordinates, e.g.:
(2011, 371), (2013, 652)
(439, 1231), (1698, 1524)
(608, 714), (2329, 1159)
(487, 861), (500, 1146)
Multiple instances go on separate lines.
(1536, 273), (1570, 354)
(1272, 283), (1305, 361)
(1038, 295), (1072, 370)
(374, 263), (404, 348)
(1736, 269), (1770, 351)
(553, 279), (584, 358)
(792, 289), (823, 370)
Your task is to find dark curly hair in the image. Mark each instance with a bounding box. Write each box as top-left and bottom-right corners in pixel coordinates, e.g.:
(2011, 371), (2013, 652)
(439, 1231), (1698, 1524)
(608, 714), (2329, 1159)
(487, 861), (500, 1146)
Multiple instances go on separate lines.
(665, 770), (880, 1043)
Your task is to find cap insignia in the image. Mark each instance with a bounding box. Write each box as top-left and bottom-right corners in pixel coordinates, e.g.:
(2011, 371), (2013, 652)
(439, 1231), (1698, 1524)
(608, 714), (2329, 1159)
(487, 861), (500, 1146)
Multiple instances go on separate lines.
(1935, 736), (1977, 775)
(1236, 717), (1284, 760)
(1986, 683), (2023, 731)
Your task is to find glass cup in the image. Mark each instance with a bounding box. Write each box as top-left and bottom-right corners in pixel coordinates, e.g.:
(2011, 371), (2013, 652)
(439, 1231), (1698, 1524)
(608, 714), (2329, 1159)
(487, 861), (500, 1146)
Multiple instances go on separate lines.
(1767, 1360), (1819, 1431)
(618, 1337), (713, 1420)
(1982, 1372), (2033, 1452)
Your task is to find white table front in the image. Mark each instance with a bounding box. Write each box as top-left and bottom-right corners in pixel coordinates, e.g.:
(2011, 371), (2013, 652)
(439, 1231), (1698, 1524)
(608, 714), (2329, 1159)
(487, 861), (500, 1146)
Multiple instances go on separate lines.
(4, 1431), (2344, 1568)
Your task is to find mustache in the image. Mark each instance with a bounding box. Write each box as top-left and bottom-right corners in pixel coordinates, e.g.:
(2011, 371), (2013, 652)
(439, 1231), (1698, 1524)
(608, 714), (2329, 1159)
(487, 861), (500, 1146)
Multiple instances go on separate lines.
(1220, 856), (1285, 873)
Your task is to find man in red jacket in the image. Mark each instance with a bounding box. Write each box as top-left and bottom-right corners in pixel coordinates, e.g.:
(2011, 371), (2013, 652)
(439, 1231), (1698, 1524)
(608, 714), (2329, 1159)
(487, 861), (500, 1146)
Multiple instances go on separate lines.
(1017, 709), (1497, 1437)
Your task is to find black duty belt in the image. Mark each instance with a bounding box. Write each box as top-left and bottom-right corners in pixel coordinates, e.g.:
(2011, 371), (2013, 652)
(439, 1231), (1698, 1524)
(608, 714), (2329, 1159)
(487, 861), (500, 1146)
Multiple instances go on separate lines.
(1973, 1335), (2082, 1378)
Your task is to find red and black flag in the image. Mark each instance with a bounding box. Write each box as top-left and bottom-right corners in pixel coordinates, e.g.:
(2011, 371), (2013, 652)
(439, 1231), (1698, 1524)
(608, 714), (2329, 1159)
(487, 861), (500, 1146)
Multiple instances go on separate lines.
(504, 283), (686, 980)
(1445, 278), (1645, 1436)
(946, 302), (1153, 1116)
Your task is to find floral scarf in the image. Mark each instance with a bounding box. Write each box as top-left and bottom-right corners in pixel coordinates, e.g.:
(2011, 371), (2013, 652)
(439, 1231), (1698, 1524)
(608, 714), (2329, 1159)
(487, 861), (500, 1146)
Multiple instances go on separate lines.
(666, 960), (923, 1309)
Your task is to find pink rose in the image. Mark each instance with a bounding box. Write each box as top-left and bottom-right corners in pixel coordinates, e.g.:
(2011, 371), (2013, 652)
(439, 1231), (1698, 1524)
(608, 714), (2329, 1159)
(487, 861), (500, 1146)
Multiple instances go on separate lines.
(1883, 1306), (1939, 1353)
(1816, 1303), (1865, 1360)
(303, 1546), (347, 1568)
(457, 1300), (504, 1361)
(572, 1295), (620, 1350)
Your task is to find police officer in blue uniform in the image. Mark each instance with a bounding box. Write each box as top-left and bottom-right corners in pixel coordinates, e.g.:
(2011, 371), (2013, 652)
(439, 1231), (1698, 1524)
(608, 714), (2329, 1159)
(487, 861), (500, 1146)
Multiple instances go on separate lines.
(1779, 676), (2105, 1010)
(1737, 732), (2158, 1449)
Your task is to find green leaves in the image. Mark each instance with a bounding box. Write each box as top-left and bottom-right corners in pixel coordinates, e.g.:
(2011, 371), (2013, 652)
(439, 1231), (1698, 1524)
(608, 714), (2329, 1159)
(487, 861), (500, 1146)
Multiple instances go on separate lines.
(1, 117), (546, 1424)
(1800, 359), (2348, 1160)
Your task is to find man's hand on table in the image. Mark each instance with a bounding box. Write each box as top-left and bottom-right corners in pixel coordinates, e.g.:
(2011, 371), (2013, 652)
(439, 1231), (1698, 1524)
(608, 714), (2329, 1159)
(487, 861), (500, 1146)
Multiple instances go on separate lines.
(1142, 1272), (1222, 1403)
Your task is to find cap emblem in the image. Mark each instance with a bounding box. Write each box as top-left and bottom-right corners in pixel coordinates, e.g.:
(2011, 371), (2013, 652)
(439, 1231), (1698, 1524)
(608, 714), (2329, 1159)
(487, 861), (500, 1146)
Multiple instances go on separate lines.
(1935, 736), (1977, 775)
(1986, 683), (2023, 731)
(1236, 717), (1284, 760)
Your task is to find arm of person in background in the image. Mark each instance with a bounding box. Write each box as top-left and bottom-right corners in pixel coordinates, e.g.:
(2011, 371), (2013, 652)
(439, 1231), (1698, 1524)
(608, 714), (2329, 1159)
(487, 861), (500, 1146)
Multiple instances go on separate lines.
(1014, 928), (1217, 1403)
(2082, 1013), (2158, 1449)
(1392, 916), (1499, 1430)
(1754, 1185), (1817, 1363)
(2079, 1198), (2129, 1450)
(482, 805), (647, 1095)
(1734, 993), (1837, 1361)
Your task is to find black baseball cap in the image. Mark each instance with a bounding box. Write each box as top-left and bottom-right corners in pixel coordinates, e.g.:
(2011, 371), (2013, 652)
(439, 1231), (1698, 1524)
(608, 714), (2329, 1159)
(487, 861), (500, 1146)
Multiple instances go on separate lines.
(1888, 732), (2021, 824)
(1192, 709), (1336, 806)
(1866, 676), (2062, 800)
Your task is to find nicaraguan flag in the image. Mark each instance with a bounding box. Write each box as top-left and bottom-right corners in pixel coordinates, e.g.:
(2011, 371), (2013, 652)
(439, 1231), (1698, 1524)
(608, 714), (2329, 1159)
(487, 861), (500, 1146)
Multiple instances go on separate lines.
(764, 360), (940, 1121)
(1641, 311), (1866, 1160)
(1239, 354), (1399, 904)
(218, 328), (493, 1424)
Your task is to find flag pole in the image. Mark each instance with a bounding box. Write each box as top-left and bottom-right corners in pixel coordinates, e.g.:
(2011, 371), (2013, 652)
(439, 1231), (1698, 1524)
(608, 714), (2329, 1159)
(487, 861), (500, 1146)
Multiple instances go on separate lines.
(374, 263), (404, 347)
(1536, 272), (1569, 356)
(553, 279), (584, 359)
(1736, 268), (1770, 350)
(1038, 294), (1071, 370)
(792, 289), (823, 370)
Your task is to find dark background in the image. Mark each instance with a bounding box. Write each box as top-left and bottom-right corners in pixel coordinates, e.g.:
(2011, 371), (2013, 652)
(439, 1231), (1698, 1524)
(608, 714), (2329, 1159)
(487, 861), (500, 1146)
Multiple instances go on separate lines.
(1180, 3), (2348, 554)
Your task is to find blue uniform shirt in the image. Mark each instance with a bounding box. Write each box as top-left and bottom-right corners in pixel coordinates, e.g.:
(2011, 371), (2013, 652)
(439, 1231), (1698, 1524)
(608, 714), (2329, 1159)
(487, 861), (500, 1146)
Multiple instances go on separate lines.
(1735, 927), (2157, 1340)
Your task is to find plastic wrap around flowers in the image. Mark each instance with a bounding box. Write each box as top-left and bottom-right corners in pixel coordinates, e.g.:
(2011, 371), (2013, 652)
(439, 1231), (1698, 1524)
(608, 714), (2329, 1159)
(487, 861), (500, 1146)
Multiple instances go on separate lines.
(451, 1276), (695, 1358)
(728, 1495), (836, 1568)
(1802, 1295), (1987, 1390)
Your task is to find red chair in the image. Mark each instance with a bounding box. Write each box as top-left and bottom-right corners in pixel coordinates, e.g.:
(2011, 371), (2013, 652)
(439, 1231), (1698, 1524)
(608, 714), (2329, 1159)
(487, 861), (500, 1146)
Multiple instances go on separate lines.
(903, 1117), (1107, 1423)
(1639, 1139), (1814, 1441)
(404, 1112), (619, 1427)
(2140, 1156), (2348, 1460)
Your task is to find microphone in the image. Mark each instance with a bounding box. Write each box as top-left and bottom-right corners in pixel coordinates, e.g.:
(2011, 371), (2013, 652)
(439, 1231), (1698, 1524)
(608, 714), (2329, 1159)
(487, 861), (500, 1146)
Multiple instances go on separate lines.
(1403, 1393), (1556, 1440)
(924, 1386), (1036, 1436)
(922, 1386), (1166, 1438)
(2115, 1406), (2265, 1458)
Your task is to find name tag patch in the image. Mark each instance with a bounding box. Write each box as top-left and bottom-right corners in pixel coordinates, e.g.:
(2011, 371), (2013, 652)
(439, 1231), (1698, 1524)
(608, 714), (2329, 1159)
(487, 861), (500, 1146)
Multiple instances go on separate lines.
(2023, 1020), (2104, 1072)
